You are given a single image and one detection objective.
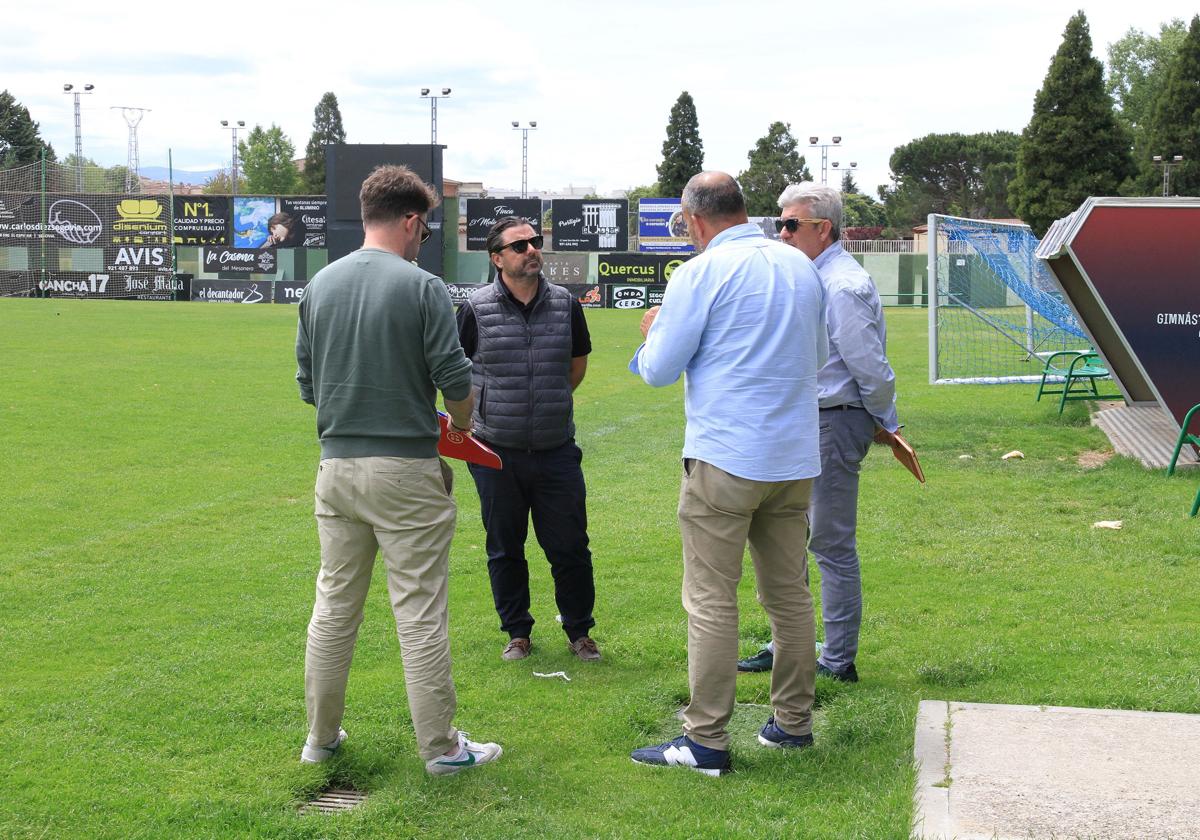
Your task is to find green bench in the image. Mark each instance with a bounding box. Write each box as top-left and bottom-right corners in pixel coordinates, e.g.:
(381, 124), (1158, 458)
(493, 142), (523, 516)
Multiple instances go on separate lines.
(1166, 402), (1200, 517)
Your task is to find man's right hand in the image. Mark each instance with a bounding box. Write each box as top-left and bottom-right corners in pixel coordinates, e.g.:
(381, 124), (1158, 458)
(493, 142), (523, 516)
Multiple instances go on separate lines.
(640, 305), (661, 338)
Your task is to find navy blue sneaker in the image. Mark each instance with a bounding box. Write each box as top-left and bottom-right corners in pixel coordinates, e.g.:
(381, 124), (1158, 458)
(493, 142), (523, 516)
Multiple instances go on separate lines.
(816, 662), (859, 683)
(631, 735), (732, 777)
(757, 716), (814, 749)
(737, 647), (774, 672)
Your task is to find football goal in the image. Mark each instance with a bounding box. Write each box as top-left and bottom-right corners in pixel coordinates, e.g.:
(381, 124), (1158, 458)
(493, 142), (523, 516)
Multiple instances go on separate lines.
(928, 214), (1089, 384)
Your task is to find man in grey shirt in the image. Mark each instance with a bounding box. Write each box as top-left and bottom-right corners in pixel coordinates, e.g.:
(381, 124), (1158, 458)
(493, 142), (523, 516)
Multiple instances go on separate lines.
(738, 182), (900, 683)
(296, 164), (501, 775)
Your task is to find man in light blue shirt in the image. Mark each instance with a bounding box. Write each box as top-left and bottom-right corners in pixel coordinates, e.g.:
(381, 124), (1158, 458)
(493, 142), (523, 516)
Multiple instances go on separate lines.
(739, 182), (900, 683)
(629, 172), (828, 777)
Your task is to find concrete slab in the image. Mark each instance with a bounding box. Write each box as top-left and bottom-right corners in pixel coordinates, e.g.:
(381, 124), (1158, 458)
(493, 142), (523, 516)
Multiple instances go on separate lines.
(914, 700), (1200, 840)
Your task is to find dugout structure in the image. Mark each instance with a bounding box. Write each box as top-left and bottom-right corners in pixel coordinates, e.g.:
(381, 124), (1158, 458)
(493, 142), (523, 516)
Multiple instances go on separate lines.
(927, 214), (1089, 385)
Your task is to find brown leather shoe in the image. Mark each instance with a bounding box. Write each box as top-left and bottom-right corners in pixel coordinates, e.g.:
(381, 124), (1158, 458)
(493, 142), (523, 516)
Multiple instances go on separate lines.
(502, 638), (531, 661)
(569, 636), (601, 661)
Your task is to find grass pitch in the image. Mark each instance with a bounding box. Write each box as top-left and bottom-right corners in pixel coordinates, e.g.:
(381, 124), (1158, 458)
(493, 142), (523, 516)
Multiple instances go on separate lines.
(1, 299), (1197, 839)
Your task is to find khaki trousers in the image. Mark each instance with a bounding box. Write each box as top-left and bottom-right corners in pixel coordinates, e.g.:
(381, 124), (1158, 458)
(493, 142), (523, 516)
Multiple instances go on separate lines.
(305, 456), (459, 760)
(678, 459), (816, 750)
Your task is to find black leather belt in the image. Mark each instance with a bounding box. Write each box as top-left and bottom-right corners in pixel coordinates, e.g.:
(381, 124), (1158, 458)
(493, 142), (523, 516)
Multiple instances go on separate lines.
(819, 405), (866, 412)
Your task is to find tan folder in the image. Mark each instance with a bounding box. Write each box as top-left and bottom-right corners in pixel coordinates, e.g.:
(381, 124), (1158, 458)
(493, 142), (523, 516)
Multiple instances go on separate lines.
(889, 432), (925, 483)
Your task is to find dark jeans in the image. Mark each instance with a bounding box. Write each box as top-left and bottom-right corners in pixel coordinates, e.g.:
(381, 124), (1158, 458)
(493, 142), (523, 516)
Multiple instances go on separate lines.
(468, 439), (595, 642)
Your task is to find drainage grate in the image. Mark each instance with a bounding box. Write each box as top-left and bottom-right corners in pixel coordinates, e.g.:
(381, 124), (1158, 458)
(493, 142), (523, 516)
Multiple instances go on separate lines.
(301, 787), (367, 815)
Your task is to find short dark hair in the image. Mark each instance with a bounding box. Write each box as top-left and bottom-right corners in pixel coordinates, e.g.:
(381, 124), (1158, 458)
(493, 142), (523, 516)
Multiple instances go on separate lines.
(359, 165), (439, 225)
(485, 215), (536, 253)
(681, 172), (746, 220)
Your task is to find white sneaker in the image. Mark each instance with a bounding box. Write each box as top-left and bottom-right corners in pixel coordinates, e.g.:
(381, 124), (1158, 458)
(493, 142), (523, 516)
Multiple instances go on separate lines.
(425, 731), (503, 776)
(300, 728), (347, 764)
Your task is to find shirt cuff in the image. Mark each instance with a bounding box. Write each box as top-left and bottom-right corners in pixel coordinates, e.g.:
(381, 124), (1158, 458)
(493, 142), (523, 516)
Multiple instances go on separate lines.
(628, 344), (646, 375)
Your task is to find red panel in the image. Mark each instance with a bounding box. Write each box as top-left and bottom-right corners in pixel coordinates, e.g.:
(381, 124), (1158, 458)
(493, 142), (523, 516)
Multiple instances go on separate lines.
(1070, 206), (1200, 427)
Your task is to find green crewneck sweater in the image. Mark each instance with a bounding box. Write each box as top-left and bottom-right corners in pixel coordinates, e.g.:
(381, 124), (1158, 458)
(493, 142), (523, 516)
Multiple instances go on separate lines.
(296, 248), (472, 459)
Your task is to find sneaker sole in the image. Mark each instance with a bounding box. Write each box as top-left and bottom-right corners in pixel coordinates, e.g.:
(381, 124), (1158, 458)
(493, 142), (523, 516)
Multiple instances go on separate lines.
(630, 757), (729, 777)
(757, 734), (813, 749)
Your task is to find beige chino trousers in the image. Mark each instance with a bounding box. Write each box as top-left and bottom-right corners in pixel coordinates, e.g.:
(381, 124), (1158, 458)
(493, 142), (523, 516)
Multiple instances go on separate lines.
(305, 456), (459, 760)
(678, 459), (816, 751)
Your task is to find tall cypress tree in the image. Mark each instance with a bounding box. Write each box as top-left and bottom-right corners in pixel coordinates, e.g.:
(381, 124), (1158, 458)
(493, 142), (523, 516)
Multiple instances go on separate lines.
(302, 92), (346, 194)
(1010, 12), (1133, 235)
(737, 121), (811, 216)
(656, 92), (704, 197)
(1139, 15), (1200, 195)
(0, 90), (55, 168)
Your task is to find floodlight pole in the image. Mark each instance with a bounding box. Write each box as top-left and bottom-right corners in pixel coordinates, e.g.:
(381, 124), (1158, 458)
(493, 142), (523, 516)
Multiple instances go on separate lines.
(1153, 154), (1184, 197)
(512, 121), (537, 199)
(221, 120), (246, 196)
(63, 83), (94, 190)
(808, 135), (843, 185)
(420, 88), (452, 145)
(830, 159), (858, 229)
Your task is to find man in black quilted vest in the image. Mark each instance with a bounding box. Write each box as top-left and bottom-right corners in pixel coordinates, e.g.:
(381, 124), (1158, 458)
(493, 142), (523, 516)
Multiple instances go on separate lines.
(455, 217), (599, 662)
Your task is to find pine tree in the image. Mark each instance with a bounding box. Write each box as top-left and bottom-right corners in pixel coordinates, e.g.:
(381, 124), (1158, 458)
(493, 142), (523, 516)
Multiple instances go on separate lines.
(656, 92), (704, 197)
(302, 92), (346, 194)
(840, 170), (859, 194)
(240, 124), (299, 195)
(1138, 15), (1200, 195)
(1009, 12), (1133, 235)
(737, 121), (811, 216)
(0, 90), (55, 168)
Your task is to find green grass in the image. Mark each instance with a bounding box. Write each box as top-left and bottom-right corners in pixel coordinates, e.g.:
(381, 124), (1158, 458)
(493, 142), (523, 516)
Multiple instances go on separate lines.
(1, 299), (1197, 839)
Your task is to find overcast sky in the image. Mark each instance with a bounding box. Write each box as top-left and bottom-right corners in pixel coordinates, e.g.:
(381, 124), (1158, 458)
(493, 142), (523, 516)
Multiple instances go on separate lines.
(4, 0), (1194, 197)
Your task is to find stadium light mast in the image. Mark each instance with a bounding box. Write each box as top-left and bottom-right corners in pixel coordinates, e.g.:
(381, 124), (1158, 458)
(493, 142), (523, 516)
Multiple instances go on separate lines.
(420, 87), (452, 145)
(1152, 154), (1184, 197)
(512, 121), (537, 199)
(63, 83), (94, 191)
(112, 106), (150, 192)
(220, 120), (246, 197)
(808, 135), (842, 185)
(831, 161), (859, 230)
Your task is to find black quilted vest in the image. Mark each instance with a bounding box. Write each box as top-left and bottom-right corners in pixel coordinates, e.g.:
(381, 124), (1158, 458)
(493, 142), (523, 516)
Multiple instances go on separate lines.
(467, 277), (574, 450)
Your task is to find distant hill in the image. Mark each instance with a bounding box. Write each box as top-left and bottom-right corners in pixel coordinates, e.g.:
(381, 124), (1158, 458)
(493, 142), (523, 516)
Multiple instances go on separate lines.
(139, 166), (220, 185)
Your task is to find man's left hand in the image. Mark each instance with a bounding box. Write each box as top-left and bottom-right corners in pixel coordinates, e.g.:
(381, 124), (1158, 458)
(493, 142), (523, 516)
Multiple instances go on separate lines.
(640, 306), (660, 338)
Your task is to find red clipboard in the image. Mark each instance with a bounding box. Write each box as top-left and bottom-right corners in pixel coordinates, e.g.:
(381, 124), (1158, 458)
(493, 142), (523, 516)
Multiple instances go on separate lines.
(438, 412), (503, 469)
(889, 432), (925, 484)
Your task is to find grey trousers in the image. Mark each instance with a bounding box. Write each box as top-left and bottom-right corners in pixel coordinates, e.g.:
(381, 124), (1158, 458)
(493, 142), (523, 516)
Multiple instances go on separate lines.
(765, 407), (875, 672)
(811, 407), (876, 673)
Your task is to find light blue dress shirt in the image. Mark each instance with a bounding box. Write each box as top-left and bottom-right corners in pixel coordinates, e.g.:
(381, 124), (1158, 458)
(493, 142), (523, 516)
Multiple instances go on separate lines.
(629, 223), (828, 482)
(812, 242), (899, 432)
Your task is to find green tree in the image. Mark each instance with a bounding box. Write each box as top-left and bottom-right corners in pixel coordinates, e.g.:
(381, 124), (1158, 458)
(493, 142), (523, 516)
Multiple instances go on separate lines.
(1, 90), (55, 168)
(842, 192), (887, 229)
(880, 132), (1019, 228)
(202, 167), (247, 195)
(840, 169), (859, 194)
(54, 154), (130, 192)
(240, 124), (299, 195)
(302, 92), (346, 194)
(1105, 20), (1187, 140)
(738, 121), (811, 216)
(1010, 12), (1133, 236)
(1138, 15), (1200, 195)
(656, 92), (704, 197)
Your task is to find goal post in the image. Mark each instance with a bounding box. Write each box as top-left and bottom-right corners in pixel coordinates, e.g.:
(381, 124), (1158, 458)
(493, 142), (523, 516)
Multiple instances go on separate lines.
(927, 213), (1090, 385)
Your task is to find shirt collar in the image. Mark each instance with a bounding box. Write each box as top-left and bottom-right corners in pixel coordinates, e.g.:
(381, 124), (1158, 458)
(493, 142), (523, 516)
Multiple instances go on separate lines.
(705, 221), (766, 251)
(812, 240), (846, 270)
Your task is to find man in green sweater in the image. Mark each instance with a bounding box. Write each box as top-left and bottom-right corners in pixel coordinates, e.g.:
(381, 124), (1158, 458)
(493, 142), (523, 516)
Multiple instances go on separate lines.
(295, 164), (501, 776)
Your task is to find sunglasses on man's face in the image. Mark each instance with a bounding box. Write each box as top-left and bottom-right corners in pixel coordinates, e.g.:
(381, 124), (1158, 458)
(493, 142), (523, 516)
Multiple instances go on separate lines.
(492, 234), (544, 255)
(775, 217), (825, 234)
(406, 213), (432, 244)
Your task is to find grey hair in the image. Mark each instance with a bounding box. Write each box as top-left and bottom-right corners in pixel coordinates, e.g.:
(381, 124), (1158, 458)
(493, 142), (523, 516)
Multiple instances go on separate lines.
(681, 171), (746, 220)
(777, 182), (841, 241)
